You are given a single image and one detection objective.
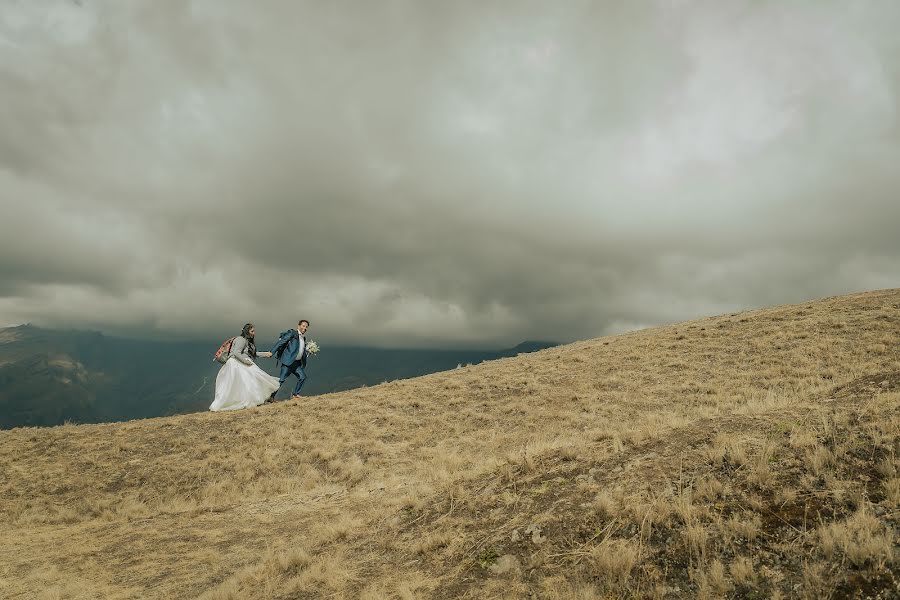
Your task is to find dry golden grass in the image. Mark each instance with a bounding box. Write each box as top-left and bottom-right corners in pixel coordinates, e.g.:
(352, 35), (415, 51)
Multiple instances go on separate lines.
(1, 289), (899, 598)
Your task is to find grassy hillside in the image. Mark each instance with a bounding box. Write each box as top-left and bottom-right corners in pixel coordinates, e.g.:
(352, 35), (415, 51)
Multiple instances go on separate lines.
(1, 290), (898, 599)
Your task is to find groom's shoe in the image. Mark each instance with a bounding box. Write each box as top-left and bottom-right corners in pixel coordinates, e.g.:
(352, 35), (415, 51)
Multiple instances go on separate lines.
(290, 395), (302, 401)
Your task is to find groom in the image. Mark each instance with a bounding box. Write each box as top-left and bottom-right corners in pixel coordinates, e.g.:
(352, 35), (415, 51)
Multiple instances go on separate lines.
(267, 319), (310, 402)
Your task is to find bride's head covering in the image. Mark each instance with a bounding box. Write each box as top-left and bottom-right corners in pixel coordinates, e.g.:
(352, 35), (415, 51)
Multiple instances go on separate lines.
(240, 323), (257, 358)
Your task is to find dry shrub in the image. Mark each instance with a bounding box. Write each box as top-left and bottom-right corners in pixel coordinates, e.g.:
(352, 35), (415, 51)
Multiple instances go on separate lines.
(523, 435), (567, 464)
(876, 457), (897, 479)
(199, 582), (242, 600)
(393, 572), (432, 600)
(695, 477), (724, 502)
(884, 478), (900, 508)
(774, 486), (797, 506)
(747, 442), (777, 490)
(682, 523), (709, 563)
(817, 508), (894, 567)
(315, 514), (363, 544)
(359, 583), (390, 600)
(588, 538), (639, 587)
(538, 576), (603, 600)
(110, 495), (152, 521)
(737, 389), (793, 414)
(801, 561), (830, 600)
(15, 505), (80, 526)
(694, 559), (730, 598)
(611, 435), (625, 455)
(27, 575), (108, 600)
(196, 547), (313, 600)
(411, 531), (453, 555)
(289, 551), (355, 592)
(672, 490), (696, 525)
(705, 434), (748, 469)
(806, 445), (834, 476)
(498, 462), (515, 484)
(593, 490), (620, 519)
(331, 454), (367, 485)
(789, 428), (818, 449)
(704, 436), (728, 465)
(558, 445), (579, 461)
(395, 493), (425, 512)
(310, 446), (337, 462)
(722, 513), (760, 546)
(628, 493), (672, 535)
(624, 427), (648, 445)
(706, 559), (728, 594)
(729, 556), (755, 586)
(272, 547), (312, 575)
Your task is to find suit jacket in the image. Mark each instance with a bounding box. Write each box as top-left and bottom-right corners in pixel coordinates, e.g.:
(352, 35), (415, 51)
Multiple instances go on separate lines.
(271, 329), (307, 367)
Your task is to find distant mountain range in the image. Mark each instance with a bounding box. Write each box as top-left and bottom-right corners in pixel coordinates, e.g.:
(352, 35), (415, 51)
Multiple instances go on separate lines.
(0, 325), (556, 429)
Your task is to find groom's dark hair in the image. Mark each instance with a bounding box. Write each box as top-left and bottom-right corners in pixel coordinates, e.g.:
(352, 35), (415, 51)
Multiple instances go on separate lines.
(298, 319), (310, 327)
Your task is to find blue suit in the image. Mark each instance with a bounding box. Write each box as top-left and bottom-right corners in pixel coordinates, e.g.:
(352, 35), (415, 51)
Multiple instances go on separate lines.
(269, 329), (308, 398)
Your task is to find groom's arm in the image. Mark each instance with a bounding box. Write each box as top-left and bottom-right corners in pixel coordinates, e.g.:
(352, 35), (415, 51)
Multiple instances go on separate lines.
(270, 332), (290, 356)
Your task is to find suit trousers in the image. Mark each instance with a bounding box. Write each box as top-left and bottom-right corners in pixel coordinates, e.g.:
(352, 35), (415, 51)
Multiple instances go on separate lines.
(274, 359), (307, 398)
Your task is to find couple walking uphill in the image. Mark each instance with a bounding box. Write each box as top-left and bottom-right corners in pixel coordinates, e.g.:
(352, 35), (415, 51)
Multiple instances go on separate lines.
(209, 319), (318, 412)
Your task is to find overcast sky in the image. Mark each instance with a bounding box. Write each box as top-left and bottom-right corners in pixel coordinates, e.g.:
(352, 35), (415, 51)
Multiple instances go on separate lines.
(1, 1), (899, 348)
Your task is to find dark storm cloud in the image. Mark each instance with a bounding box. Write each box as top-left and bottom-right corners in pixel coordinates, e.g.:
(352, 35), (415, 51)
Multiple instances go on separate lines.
(1, 1), (899, 347)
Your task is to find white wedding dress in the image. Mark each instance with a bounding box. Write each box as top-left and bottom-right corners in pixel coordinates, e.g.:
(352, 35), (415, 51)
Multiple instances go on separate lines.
(210, 356), (280, 412)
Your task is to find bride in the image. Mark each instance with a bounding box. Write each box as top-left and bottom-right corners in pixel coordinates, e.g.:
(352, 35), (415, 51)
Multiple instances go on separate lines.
(210, 323), (279, 411)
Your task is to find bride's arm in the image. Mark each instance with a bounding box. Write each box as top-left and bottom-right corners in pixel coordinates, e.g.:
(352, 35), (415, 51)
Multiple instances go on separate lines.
(230, 337), (254, 365)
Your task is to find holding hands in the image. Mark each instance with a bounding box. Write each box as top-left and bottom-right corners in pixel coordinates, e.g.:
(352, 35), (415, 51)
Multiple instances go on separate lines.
(258, 351), (273, 358)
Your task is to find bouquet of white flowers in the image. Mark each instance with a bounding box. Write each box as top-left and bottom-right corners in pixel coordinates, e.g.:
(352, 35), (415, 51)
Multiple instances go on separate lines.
(306, 340), (320, 356)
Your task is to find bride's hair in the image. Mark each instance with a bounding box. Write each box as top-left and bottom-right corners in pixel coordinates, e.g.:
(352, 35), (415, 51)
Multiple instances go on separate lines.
(240, 323), (257, 358)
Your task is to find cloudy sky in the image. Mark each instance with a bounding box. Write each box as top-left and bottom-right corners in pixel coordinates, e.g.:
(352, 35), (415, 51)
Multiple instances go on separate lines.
(1, 1), (899, 348)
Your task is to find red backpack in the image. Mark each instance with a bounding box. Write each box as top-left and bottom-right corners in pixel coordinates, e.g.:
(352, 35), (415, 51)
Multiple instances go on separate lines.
(213, 337), (236, 364)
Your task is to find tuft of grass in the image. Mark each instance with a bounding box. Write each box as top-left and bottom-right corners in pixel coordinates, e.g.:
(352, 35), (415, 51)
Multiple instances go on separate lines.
(747, 441), (777, 490)
(273, 547), (312, 575)
(588, 538), (639, 588)
(682, 523), (709, 563)
(801, 561), (830, 600)
(695, 476), (724, 502)
(695, 559), (730, 597)
(730, 556), (756, 587)
(806, 445), (834, 477)
(315, 515), (363, 544)
(883, 477), (899, 508)
(477, 546), (500, 569)
(411, 531), (453, 555)
(593, 490), (620, 519)
(817, 507), (894, 567)
(774, 485), (797, 506)
(722, 513), (761, 547)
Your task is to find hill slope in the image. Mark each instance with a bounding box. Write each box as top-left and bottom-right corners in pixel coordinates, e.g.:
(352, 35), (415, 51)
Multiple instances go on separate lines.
(1, 290), (898, 599)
